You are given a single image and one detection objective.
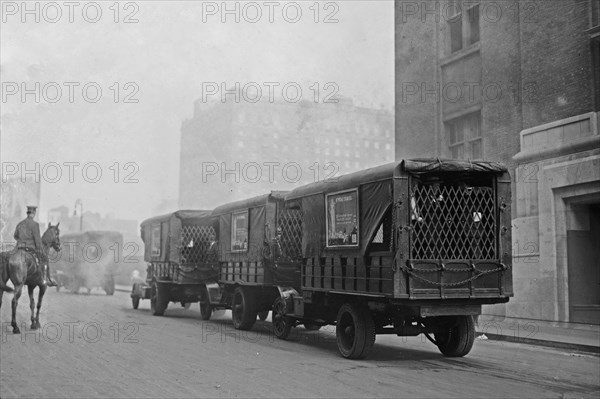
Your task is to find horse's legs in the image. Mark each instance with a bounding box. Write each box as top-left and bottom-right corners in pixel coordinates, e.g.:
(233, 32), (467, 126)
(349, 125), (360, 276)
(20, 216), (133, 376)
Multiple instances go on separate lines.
(28, 285), (37, 329)
(34, 285), (47, 329)
(11, 284), (23, 334)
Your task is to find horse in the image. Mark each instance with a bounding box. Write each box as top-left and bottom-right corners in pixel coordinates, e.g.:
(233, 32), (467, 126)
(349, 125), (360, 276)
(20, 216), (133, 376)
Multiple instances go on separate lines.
(0, 223), (61, 334)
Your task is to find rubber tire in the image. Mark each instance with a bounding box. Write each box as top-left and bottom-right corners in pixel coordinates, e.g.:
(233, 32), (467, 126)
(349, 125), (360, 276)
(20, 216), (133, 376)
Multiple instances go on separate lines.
(272, 297), (292, 340)
(132, 296), (140, 309)
(151, 282), (169, 316)
(336, 303), (376, 360)
(257, 310), (269, 321)
(232, 287), (256, 330)
(435, 315), (475, 357)
(200, 288), (212, 321)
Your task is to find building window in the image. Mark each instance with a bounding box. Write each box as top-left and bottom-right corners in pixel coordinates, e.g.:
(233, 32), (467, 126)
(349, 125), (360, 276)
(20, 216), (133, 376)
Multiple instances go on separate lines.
(449, 14), (463, 52)
(364, 141), (370, 148)
(467, 4), (480, 45)
(374, 142), (380, 150)
(447, 1), (480, 53)
(446, 112), (482, 160)
(592, 36), (600, 111)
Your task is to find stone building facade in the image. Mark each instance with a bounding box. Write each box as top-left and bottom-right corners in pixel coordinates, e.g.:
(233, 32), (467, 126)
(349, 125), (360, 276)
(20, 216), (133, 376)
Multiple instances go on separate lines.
(395, 0), (600, 324)
(180, 97), (394, 209)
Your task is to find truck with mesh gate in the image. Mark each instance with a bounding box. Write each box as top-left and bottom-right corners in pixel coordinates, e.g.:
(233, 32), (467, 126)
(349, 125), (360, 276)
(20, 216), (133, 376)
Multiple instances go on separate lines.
(263, 159), (513, 359)
(131, 210), (219, 318)
(202, 192), (299, 329)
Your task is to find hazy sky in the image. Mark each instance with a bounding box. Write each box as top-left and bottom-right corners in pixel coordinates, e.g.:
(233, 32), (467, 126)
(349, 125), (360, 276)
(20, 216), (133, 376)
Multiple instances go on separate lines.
(1, 1), (394, 222)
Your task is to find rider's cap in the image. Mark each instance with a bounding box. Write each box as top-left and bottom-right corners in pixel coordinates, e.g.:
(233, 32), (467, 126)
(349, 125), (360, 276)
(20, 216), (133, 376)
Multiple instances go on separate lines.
(26, 206), (38, 214)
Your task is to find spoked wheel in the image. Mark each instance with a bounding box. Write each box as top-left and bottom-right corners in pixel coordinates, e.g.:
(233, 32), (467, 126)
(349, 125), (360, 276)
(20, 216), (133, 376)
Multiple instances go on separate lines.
(151, 282), (169, 316)
(199, 288), (212, 321)
(272, 297), (292, 340)
(336, 303), (376, 359)
(434, 315), (475, 357)
(257, 310), (269, 321)
(232, 287), (256, 330)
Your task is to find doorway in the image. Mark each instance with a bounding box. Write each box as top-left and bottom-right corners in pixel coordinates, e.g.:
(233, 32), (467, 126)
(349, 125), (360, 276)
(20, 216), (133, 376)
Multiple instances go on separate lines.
(567, 203), (600, 324)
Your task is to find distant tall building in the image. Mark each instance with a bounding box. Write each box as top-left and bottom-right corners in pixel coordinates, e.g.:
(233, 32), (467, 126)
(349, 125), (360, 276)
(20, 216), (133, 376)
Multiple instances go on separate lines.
(179, 97), (394, 209)
(396, 0), (600, 324)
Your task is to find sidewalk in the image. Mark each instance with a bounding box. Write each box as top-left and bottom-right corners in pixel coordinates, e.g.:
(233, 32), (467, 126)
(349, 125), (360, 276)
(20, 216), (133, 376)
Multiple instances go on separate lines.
(476, 315), (600, 354)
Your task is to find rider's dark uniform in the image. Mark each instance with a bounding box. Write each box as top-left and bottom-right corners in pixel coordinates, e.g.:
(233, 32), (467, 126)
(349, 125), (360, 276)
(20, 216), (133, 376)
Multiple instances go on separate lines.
(14, 208), (56, 286)
(14, 217), (43, 255)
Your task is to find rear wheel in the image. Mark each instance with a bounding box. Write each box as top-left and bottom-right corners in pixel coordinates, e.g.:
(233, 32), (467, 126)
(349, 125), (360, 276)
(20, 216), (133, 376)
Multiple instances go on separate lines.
(435, 316), (475, 357)
(232, 287), (256, 330)
(200, 288), (212, 321)
(151, 282), (169, 316)
(336, 303), (376, 359)
(272, 297), (292, 340)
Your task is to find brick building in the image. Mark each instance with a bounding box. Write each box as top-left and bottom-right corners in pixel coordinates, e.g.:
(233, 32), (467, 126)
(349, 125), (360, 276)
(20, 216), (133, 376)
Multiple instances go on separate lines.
(180, 97), (394, 209)
(395, 0), (600, 324)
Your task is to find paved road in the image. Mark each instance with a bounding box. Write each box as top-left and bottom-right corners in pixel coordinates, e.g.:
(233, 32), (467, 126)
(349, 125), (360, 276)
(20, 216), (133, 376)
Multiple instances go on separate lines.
(1, 289), (599, 398)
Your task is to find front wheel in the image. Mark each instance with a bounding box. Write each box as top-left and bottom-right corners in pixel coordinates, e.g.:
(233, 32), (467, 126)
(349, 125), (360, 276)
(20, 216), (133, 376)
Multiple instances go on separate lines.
(151, 282), (169, 316)
(272, 297), (292, 340)
(434, 316), (475, 357)
(231, 287), (256, 330)
(336, 303), (376, 359)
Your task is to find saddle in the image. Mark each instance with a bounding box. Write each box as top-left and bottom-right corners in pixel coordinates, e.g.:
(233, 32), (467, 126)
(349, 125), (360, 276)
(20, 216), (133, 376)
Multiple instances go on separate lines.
(16, 246), (41, 266)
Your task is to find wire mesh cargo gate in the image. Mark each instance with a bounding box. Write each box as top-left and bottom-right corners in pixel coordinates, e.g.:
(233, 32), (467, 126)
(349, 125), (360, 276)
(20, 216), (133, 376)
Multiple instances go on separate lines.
(404, 178), (507, 299)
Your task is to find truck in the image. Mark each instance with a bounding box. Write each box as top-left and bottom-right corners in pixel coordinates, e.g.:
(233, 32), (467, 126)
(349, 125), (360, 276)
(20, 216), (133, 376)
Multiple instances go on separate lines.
(264, 159), (512, 359)
(131, 210), (219, 318)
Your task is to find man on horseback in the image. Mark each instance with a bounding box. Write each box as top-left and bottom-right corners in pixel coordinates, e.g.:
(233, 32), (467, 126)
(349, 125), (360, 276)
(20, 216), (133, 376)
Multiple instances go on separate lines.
(14, 206), (57, 287)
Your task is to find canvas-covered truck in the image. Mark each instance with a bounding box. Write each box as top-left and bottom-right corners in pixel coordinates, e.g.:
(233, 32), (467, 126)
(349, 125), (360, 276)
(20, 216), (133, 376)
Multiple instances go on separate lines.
(53, 231), (123, 295)
(269, 159), (512, 359)
(204, 192), (301, 330)
(131, 210), (219, 318)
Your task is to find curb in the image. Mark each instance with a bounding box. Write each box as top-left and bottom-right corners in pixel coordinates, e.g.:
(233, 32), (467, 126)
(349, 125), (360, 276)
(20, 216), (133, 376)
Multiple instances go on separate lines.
(478, 332), (600, 356)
